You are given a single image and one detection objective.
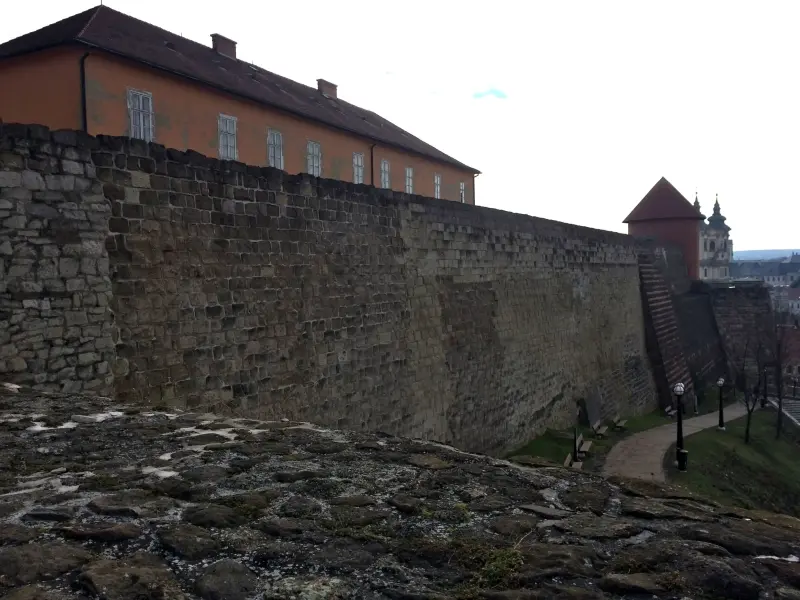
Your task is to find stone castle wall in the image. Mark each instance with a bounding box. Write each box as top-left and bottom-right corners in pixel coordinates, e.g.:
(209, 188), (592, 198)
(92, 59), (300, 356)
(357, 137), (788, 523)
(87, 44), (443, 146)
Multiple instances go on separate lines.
(709, 281), (775, 378)
(673, 291), (728, 396)
(0, 127), (117, 393)
(0, 124), (657, 454)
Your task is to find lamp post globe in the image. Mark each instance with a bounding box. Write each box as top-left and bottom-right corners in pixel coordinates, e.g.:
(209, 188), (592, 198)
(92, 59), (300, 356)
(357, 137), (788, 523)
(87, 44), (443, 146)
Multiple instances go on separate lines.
(717, 377), (724, 388)
(673, 382), (686, 416)
(672, 382), (688, 470)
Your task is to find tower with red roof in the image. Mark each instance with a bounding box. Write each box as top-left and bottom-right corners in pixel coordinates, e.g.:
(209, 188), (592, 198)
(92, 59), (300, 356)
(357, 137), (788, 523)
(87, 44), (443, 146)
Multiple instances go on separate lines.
(624, 177), (706, 280)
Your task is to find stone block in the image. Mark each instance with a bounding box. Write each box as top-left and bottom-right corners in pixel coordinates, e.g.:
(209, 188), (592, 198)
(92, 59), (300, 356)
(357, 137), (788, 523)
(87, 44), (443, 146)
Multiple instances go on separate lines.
(59, 258), (80, 278)
(21, 170), (46, 190)
(78, 351), (101, 366)
(61, 159), (85, 176)
(0, 171), (22, 187)
(8, 356), (27, 371)
(3, 215), (26, 229)
(130, 171), (151, 188)
(64, 311), (89, 327)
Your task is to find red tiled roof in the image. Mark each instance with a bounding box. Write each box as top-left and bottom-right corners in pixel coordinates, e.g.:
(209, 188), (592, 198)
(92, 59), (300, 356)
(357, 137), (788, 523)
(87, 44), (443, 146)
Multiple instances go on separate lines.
(624, 177), (705, 223)
(0, 6), (479, 173)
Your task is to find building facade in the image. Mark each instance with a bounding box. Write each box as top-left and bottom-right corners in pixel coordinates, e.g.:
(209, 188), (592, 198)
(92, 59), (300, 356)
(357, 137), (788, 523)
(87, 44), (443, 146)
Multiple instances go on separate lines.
(785, 288), (800, 317)
(791, 286), (800, 311)
(729, 254), (800, 314)
(782, 326), (800, 387)
(0, 6), (479, 203)
(694, 194), (733, 281)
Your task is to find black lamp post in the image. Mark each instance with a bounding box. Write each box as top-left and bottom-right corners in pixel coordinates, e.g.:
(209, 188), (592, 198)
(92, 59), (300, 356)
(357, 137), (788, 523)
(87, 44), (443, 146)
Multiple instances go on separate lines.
(717, 377), (725, 431)
(572, 404), (579, 463)
(761, 368), (768, 408)
(674, 382), (688, 471)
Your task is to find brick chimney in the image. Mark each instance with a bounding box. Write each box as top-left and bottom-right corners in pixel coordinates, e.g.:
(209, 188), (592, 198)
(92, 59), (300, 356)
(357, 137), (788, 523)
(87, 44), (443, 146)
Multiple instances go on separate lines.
(211, 34), (237, 59)
(317, 79), (337, 99)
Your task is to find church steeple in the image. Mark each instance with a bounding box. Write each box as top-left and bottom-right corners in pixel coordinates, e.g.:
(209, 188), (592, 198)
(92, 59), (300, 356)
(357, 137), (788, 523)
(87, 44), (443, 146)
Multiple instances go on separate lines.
(693, 191), (701, 212)
(707, 193), (731, 232)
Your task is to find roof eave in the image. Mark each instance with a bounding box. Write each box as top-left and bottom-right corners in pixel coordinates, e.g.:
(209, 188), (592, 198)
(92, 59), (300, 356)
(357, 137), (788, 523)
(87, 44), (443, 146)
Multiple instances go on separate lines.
(0, 40), (71, 61)
(624, 215), (705, 224)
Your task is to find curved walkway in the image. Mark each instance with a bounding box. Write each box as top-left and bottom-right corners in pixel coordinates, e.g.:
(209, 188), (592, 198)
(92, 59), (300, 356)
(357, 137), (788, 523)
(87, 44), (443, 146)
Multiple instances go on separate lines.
(602, 402), (748, 482)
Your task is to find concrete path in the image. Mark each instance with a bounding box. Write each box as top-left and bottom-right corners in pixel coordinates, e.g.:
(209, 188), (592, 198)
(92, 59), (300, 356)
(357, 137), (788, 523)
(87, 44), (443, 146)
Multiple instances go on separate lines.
(602, 402), (748, 482)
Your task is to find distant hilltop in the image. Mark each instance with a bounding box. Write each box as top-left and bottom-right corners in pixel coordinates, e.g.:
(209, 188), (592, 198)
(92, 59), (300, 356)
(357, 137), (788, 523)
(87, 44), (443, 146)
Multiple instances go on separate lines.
(733, 249), (800, 261)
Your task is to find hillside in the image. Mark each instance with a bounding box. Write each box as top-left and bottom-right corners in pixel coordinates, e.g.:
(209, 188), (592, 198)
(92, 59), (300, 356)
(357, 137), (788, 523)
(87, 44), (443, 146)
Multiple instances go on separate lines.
(733, 249), (800, 261)
(668, 411), (800, 517)
(2, 383), (800, 600)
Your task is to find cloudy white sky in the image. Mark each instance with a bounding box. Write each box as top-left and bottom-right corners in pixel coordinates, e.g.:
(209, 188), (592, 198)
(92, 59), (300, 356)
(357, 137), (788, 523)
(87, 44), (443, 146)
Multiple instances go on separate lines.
(3, 1), (798, 250)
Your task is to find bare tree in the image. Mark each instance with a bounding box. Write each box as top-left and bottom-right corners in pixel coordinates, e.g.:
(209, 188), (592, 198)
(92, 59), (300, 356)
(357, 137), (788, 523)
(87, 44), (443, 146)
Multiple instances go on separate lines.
(731, 334), (763, 445)
(767, 311), (796, 438)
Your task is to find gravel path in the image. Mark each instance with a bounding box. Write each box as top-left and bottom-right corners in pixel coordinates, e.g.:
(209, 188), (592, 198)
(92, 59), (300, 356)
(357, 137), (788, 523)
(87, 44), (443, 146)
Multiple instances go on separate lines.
(602, 402), (749, 482)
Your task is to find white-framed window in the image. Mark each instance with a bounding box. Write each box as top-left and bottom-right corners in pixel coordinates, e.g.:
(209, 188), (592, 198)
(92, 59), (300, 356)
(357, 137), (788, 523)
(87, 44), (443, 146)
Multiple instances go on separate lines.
(459, 181), (466, 202)
(353, 152), (365, 184)
(306, 141), (322, 176)
(405, 167), (414, 194)
(218, 114), (238, 160)
(380, 159), (390, 188)
(267, 129), (283, 169)
(434, 173), (441, 199)
(127, 89), (154, 142)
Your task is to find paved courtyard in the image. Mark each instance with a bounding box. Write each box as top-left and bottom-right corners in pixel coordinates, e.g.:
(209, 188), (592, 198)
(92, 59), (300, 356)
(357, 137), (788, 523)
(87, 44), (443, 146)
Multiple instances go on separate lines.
(602, 402), (748, 482)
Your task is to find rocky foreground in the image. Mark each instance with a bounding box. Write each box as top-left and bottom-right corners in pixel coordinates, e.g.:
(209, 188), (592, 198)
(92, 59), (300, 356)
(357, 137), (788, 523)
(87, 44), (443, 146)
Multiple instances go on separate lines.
(1, 384), (799, 600)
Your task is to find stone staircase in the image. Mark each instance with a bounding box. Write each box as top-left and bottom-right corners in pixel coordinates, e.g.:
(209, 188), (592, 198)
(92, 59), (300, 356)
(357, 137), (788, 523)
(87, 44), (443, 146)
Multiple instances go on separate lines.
(778, 398), (800, 427)
(637, 250), (695, 408)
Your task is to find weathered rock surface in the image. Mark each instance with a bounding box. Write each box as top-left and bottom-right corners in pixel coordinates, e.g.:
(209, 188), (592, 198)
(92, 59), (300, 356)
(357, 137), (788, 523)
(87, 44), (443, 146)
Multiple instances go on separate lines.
(1, 383), (799, 599)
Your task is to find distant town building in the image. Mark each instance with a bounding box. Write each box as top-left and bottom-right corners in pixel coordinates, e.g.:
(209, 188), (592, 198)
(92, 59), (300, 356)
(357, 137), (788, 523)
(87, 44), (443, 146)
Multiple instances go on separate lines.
(729, 254), (800, 312)
(694, 194), (732, 281)
(731, 253), (800, 287)
(789, 288), (800, 318)
(782, 325), (800, 384)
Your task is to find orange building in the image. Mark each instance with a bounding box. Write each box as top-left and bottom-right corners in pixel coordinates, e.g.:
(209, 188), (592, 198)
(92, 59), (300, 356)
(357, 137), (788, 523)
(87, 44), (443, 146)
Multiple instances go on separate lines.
(0, 6), (479, 203)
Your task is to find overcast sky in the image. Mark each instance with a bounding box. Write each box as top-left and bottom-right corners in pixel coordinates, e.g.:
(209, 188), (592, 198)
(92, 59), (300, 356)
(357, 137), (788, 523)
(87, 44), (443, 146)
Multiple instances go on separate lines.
(3, 0), (798, 251)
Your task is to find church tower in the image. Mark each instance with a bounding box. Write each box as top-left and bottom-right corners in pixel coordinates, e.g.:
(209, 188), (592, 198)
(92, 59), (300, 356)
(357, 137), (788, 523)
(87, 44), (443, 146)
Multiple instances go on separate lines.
(698, 194), (733, 280)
